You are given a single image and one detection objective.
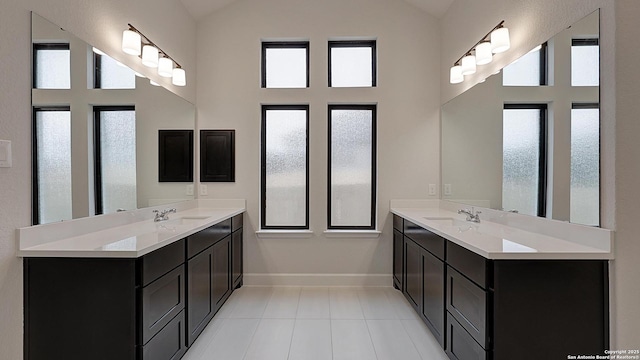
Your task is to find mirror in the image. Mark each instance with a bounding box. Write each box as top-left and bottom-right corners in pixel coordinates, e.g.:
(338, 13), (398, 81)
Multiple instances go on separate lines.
(32, 13), (195, 224)
(441, 10), (600, 226)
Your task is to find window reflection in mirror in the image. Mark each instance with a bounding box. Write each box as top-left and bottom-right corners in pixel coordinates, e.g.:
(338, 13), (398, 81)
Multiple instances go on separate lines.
(441, 10), (600, 226)
(31, 13), (196, 225)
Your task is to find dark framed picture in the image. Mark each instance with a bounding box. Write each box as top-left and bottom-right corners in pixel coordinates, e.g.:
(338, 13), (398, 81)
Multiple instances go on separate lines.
(158, 130), (194, 182)
(200, 130), (235, 182)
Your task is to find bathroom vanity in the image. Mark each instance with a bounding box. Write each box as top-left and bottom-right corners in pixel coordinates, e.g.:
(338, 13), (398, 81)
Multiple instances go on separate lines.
(392, 203), (612, 360)
(18, 201), (244, 360)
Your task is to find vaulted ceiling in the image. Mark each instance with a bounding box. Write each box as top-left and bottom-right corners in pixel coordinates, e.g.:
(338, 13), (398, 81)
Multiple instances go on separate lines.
(179, 0), (454, 20)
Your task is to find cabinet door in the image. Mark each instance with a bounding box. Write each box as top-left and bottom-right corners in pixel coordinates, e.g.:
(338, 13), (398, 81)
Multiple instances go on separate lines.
(393, 229), (403, 290)
(212, 235), (231, 312)
(142, 310), (187, 360)
(141, 265), (185, 345)
(422, 249), (445, 346)
(404, 237), (422, 312)
(232, 229), (243, 289)
(186, 246), (215, 346)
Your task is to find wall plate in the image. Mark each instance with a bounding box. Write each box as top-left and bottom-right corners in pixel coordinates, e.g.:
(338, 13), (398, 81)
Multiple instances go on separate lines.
(0, 140), (12, 168)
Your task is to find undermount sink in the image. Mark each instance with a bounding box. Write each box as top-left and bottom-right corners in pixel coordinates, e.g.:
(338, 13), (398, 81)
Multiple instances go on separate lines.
(423, 217), (469, 227)
(156, 216), (209, 228)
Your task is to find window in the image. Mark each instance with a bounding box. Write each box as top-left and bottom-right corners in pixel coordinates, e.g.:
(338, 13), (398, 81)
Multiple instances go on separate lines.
(94, 106), (137, 215)
(502, 43), (547, 86)
(502, 105), (547, 217)
(261, 105), (309, 229)
(33, 43), (71, 89)
(571, 104), (600, 226)
(328, 40), (377, 87)
(94, 52), (136, 89)
(33, 107), (72, 224)
(328, 105), (377, 229)
(571, 38), (599, 86)
(261, 42), (309, 88)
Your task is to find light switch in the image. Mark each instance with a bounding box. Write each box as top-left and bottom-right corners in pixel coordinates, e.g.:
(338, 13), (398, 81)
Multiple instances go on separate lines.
(200, 184), (208, 196)
(428, 184), (436, 196)
(186, 184), (194, 196)
(0, 140), (12, 168)
(444, 184), (452, 196)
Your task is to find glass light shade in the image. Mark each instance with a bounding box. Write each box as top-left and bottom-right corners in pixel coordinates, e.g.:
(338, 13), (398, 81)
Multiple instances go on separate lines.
(149, 79), (160, 86)
(450, 65), (463, 84)
(475, 42), (493, 65)
(134, 71), (145, 78)
(157, 57), (173, 77)
(491, 27), (510, 53)
(121, 30), (141, 56)
(141, 45), (158, 68)
(461, 55), (477, 75)
(172, 68), (186, 86)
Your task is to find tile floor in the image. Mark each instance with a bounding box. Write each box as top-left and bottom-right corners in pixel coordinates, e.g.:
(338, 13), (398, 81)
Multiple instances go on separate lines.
(181, 286), (449, 360)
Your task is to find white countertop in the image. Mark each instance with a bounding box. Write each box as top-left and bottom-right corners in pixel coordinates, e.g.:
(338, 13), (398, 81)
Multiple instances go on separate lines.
(392, 205), (613, 260)
(17, 200), (245, 258)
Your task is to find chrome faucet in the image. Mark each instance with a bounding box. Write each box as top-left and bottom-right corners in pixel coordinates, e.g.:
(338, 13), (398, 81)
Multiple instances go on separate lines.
(153, 208), (177, 222)
(458, 207), (481, 223)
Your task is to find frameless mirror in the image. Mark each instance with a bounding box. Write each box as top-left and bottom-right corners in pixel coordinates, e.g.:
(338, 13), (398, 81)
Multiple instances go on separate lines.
(441, 10), (600, 226)
(32, 13), (195, 224)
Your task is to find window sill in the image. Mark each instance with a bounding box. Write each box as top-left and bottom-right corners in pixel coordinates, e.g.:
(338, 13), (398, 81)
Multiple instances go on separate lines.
(323, 230), (381, 238)
(256, 230), (314, 239)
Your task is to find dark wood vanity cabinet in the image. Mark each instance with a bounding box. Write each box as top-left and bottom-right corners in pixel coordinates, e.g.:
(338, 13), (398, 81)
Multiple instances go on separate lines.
(400, 217), (446, 347)
(24, 213), (244, 360)
(393, 214), (609, 360)
(186, 213), (243, 346)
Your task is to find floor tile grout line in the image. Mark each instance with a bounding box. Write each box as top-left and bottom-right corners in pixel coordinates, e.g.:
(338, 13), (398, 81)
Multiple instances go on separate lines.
(400, 318), (431, 360)
(364, 319), (381, 360)
(240, 318), (265, 360)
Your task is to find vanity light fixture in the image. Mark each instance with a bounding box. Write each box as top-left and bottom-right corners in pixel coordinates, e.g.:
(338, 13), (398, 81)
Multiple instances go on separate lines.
(121, 24), (187, 86)
(92, 47), (107, 56)
(149, 79), (160, 86)
(449, 20), (510, 84)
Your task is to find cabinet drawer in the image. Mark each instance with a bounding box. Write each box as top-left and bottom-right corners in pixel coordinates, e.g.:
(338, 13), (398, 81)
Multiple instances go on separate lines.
(140, 239), (185, 287)
(187, 218), (231, 259)
(393, 215), (403, 232)
(447, 241), (489, 289)
(404, 220), (445, 260)
(447, 266), (488, 349)
(232, 213), (243, 232)
(141, 310), (187, 360)
(142, 265), (186, 345)
(446, 312), (488, 360)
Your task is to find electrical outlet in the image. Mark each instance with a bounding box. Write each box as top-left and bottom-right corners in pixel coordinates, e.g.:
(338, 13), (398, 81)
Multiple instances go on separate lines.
(0, 140), (12, 168)
(428, 184), (436, 196)
(200, 184), (208, 196)
(186, 184), (194, 196)
(444, 184), (452, 196)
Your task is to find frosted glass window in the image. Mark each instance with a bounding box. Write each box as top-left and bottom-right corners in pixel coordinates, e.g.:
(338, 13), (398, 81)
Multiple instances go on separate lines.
(571, 39), (599, 86)
(503, 44), (545, 86)
(262, 42), (309, 88)
(35, 108), (72, 224)
(502, 107), (545, 217)
(571, 106), (600, 226)
(34, 44), (71, 89)
(261, 106), (308, 229)
(95, 53), (136, 89)
(329, 106), (376, 229)
(96, 107), (137, 214)
(329, 41), (376, 87)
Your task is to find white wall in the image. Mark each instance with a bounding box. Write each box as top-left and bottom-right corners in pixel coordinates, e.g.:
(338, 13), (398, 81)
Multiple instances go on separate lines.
(442, 0), (640, 349)
(195, 0), (441, 284)
(0, 0), (195, 358)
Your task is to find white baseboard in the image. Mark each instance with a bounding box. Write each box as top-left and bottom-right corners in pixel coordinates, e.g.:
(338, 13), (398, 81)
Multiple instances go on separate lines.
(243, 273), (393, 287)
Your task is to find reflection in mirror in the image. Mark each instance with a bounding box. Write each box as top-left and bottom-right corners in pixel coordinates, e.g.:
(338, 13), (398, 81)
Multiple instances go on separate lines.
(442, 10), (600, 226)
(31, 13), (195, 225)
